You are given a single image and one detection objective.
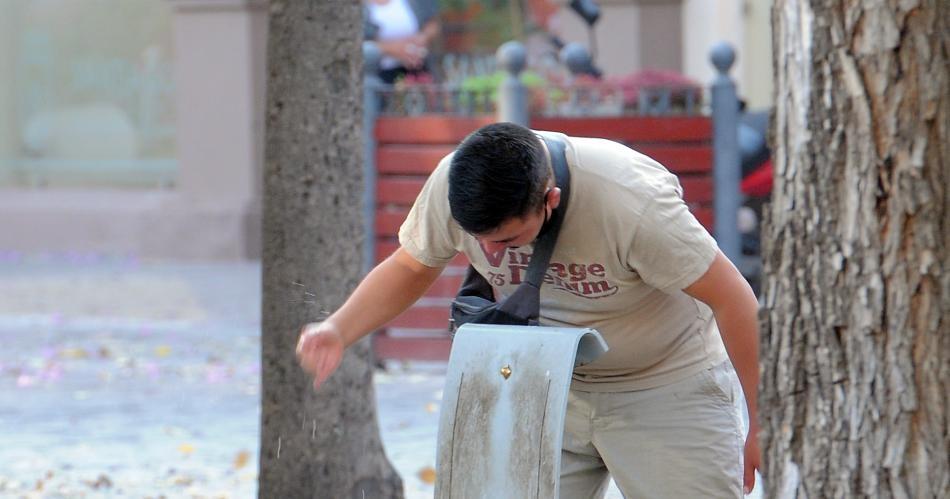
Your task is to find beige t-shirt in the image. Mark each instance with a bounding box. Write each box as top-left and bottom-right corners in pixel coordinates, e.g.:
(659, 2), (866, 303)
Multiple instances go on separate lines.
(399, 131), (728, 391)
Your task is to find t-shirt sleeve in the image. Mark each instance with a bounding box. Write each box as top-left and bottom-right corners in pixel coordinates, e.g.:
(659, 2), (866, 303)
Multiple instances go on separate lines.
(625, 179), (719, 294)
(397, 157), (461, 267)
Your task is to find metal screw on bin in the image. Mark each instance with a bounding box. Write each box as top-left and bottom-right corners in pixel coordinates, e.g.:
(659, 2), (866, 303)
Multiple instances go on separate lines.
(496, 41), (529, 126)
(709, 41), (741, 265)
(362, 42), (383, 274)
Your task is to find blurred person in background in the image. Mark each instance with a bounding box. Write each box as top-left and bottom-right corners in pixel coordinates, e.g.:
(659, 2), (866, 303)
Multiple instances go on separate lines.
(364, 0), (441, 84)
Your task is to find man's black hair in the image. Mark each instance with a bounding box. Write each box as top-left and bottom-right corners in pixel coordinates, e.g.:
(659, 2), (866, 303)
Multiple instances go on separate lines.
(448, 122), (550, 234)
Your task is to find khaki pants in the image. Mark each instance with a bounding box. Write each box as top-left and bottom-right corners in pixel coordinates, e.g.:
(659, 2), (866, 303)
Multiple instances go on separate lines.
(559, 361), (745, 499)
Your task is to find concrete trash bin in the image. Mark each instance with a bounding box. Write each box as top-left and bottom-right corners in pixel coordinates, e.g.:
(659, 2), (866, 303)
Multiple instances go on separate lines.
(435, 324), (608, 499)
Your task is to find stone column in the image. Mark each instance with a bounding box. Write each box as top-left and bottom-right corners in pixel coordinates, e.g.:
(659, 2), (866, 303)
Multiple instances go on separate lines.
(167, 0), (268, 258)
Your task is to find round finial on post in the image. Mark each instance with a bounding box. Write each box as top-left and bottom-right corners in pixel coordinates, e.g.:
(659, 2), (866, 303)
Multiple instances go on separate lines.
(710, 41), (736, 75)
(496, 41), (527, 76)
(559, 43), (591, 76)
(363, 41), (382, 77)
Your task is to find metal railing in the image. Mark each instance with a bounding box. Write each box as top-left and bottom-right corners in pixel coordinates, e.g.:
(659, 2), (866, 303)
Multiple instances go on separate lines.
(366, 42), (704, 119)
(362, 40), (747, 274)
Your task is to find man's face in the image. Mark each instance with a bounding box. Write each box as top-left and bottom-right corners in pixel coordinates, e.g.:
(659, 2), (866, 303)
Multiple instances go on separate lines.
(473, 186), (560, 254)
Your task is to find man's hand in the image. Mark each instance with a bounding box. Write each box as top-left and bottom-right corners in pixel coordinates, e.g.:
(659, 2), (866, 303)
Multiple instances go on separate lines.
(296, 322), (345, 390)
(293, 249), (444, 391)
(380, 39), (427, 69)
(744, 426), (761, 495)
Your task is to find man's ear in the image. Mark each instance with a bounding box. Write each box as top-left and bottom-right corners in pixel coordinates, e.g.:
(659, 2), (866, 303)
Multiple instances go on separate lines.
(548, 187), (562, 210)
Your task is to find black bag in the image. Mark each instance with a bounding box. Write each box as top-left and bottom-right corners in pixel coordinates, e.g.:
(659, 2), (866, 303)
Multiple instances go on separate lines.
(448, 136), (571, 333)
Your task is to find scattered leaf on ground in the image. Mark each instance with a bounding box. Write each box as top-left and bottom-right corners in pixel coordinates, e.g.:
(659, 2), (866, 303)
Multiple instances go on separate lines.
(233, 450), (250, 469)
(172, 475), (193, 486)
(155, 346), (172, 358)
(61, 348), (88, 359)
(418, 466), (436, 484)
(425, 402), (438, 413)
(178, 443), (195, 455)
(84, 474), (113, 489)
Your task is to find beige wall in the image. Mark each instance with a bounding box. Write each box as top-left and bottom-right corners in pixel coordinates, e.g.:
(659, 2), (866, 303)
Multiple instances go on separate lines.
(556, 1), (642, 75)
(637, 1), (682, 71)
(681, 0), (774, 109)
(682, 0), (744, 93)
(741, 0), (774, 109)
(554, 0), (682, 76)
(168, 0), (268, 258)
(171, 0), (267, 206)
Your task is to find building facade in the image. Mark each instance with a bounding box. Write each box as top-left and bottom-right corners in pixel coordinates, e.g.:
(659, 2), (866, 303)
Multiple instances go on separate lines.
(0, 0), (770, 261)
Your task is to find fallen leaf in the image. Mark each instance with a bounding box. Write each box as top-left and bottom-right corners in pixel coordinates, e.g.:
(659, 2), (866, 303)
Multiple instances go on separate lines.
(233, 450), (250, 469)
(61, 348), (88, 359)
(155, 346), (172, 358)
(418, 466), (436, 484)
(178, 443), (195, 455)
(172, 475), (193, 486)
(83, 474), (113, 489)
(425, 402), (439, 413)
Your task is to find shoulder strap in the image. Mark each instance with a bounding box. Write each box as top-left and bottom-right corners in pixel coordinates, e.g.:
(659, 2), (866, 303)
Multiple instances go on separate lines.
(522, 135), (571, 287)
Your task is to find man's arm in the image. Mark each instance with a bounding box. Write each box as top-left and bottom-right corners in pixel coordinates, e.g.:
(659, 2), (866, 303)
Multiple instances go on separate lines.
(296, 247), (444, 387)
(682, 250), (761, 495)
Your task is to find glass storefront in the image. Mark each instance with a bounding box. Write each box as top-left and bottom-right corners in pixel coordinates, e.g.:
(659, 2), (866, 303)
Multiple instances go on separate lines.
(1, 0), (177, 188)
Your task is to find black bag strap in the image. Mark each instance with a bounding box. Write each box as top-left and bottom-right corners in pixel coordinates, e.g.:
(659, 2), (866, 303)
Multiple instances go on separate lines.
(522, 135), (571, 286)
(489, 135), (570, 322)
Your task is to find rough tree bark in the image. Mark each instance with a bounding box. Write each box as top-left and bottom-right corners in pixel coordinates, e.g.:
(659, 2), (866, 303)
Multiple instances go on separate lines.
(761, 1), (948, 498)
(259, 1), (403, 497)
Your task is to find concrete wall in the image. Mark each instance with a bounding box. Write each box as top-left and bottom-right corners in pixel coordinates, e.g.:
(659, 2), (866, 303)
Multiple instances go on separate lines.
(554, 0), (682, 76)
(682, 0), (744, 94)
(170, 0), (268, 258)
(682, 0), (774, 109)
(741, 0), (774, 109)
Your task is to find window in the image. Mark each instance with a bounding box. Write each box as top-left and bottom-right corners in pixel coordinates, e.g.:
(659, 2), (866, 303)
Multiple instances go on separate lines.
(1, 0), (177, 188)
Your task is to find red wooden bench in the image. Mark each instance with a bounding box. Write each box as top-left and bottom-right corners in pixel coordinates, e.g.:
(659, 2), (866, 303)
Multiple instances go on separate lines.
(373, 115), (714, 361)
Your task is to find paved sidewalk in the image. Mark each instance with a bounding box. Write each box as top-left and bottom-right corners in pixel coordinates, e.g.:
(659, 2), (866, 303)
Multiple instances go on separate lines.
(0, 256), (759, 498)
(0, 258), (262, 497)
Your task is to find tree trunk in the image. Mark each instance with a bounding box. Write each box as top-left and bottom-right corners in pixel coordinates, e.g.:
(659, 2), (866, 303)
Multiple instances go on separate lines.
(761, 1), (949, 498)
(259, 1), (403, 497)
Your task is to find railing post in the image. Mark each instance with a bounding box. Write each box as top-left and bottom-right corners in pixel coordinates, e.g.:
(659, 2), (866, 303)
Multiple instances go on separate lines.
(559, 43), (591, 116)
(495, 41), (529, 126)
(710, 42), (741, 264)
(362, 42), (382, 274)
